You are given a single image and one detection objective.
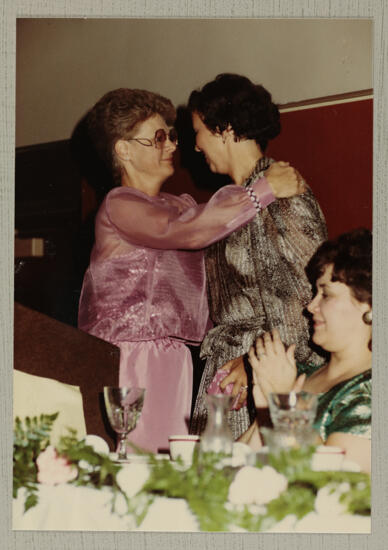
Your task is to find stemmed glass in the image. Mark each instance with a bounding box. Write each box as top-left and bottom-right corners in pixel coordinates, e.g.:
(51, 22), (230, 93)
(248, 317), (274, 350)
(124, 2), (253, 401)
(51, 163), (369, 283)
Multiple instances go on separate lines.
(103, 386), (145, 460)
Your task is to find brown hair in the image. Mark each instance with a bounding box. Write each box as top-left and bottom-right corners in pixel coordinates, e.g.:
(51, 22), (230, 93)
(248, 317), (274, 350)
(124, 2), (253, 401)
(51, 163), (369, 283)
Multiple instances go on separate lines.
(188, 73), (280, 152)
(306, 227), (372, 307)
(87, 88), (176, 183)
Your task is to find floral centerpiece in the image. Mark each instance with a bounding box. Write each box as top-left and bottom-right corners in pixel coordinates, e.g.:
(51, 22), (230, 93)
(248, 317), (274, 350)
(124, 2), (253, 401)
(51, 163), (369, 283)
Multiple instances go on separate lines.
(138, 447), (370, 531)
(13, 413), (371, 532)
(13, 413), (126, 513)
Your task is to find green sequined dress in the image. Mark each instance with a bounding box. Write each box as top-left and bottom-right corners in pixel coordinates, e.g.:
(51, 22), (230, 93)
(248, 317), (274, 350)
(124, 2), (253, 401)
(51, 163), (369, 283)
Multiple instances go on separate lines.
(297, 363), (372, 441)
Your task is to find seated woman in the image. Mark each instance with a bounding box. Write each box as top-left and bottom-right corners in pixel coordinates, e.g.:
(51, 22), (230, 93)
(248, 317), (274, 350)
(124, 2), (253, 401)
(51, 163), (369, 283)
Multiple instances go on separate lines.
(78, 88), (302, 453)
(242, 228), (372, 473)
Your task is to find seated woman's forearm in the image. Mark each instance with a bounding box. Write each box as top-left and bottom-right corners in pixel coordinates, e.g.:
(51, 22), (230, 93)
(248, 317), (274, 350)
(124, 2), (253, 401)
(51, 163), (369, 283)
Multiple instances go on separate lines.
(326, 432), (371, 474)
(240, 424), (370, 474)
(238, 421), (263, 451)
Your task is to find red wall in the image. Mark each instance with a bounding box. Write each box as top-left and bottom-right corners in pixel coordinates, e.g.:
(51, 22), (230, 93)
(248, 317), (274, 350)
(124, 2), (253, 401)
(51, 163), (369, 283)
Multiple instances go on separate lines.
(165, 98), (372, 239)
(268, 99), (373, 238)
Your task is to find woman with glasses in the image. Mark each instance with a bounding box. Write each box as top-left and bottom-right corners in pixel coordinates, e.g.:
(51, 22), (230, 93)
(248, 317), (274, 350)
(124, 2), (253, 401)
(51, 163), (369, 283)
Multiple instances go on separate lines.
(78, 88), (302, 453)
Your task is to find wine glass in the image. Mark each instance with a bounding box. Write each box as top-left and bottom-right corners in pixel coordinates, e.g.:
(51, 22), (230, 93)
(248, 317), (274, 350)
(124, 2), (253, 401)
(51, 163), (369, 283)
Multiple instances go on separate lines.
(103, 386), (145, 460)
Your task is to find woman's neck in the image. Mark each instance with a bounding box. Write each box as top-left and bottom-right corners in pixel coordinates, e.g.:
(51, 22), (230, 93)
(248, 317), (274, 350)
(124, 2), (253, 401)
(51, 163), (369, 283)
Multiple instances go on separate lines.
(228, 141), (264, 186)
(120, 170), (162, 197)
(328, 346), (372, 377)
(310, 346), (372, 393)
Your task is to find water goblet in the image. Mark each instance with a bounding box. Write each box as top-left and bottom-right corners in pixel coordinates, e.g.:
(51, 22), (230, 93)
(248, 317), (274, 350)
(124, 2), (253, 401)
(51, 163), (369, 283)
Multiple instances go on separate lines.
(268, 391), (318, 431)
(260, 425), (317, 454)
(103, 386), (145, 460)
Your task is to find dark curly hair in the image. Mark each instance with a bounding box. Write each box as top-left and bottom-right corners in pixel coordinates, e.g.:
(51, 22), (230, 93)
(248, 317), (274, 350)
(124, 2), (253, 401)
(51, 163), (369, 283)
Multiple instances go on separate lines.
(187, 73), (281, 151)
(87, 88), (176, 184)
(306, 228), (372, 307)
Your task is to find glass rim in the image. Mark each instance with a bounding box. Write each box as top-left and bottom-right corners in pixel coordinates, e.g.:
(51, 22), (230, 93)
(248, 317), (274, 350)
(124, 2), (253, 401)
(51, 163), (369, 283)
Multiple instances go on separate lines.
(269, 390), (315, 398)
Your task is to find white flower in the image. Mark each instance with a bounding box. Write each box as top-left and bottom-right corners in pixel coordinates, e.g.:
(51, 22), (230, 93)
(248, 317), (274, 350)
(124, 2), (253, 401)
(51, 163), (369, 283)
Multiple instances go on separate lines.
(247, 503), (267, 516)
(228, 465), (288, 506)
(78, 459), (94, 472)
(314, 485), (348, 516)
(338, 482), (351, 494)
(116, 464), (150, 497)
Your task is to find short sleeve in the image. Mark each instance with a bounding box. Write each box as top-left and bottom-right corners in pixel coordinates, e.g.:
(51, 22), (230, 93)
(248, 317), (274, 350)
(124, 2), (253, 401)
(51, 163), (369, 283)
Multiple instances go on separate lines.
(319, 376), (371, 440)
(297, 361), (325, 377)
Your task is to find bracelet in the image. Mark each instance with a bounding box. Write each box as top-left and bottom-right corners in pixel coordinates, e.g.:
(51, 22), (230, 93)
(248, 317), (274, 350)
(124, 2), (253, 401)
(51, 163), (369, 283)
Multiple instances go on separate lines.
(246, 186), (262, 213)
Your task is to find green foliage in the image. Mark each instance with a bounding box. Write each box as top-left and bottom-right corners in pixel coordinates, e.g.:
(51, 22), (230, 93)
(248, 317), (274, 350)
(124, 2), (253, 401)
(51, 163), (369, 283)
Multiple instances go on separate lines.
(56, 429), (122, 492)
(340, 480), (371, 516)
(267, 445), (316, 478)
(14, 416), (371, 530)
(13, 413), (58, 511)
(229, 506), (268, 532)
(142, 451), (236, 531)
(13, 413), (127, 515)
(140, 447), (371, 531)
(267, 447), (371, 518)
(266, 484), (316, 521)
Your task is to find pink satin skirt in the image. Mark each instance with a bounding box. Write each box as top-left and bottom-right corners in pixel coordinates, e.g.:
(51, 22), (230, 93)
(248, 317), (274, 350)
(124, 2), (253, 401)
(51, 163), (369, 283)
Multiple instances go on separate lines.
(118, 338), (193, 453)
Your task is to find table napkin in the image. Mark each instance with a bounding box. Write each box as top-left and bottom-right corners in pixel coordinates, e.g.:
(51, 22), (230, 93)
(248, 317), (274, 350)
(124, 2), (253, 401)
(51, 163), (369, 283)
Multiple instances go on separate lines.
(13, 370), (86, 444)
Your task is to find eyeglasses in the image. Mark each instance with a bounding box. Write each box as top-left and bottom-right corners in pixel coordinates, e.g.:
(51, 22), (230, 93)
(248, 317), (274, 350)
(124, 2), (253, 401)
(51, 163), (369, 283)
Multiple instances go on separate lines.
(127, 128), (178, 149)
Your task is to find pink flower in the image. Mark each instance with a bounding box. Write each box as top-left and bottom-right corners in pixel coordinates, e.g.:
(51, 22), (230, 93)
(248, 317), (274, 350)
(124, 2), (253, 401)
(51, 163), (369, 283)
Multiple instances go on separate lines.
(36, 445), (78, 485)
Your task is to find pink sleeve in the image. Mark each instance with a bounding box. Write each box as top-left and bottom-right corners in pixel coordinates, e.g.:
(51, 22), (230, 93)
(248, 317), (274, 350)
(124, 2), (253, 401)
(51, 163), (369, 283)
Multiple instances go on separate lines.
(106, 178), (275, 250)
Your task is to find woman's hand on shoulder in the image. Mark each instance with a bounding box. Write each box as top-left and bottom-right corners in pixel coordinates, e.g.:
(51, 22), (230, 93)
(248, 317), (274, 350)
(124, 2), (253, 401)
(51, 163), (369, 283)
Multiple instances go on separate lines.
(265, 161), (306, 198)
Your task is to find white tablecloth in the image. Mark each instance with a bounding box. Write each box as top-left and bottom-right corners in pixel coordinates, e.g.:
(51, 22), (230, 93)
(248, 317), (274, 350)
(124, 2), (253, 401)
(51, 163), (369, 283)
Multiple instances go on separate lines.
(13, 476), (370, 533)
(13, 484), (200, 532)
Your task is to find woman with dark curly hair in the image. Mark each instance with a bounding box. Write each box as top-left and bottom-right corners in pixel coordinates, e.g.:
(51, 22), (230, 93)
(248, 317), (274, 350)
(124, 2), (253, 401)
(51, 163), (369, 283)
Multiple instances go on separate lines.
(77, 87), (302, 453)
(188, 74), (328, 439)
(244, 228), (372, 472)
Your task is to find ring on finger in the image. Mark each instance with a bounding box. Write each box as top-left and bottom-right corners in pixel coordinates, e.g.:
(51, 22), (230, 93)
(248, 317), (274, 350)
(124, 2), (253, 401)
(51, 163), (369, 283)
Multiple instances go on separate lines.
(240, 385), (248, 391)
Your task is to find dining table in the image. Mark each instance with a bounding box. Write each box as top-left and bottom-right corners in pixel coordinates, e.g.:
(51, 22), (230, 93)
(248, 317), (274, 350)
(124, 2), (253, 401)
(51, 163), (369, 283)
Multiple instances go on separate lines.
(13, 452), (371, 533)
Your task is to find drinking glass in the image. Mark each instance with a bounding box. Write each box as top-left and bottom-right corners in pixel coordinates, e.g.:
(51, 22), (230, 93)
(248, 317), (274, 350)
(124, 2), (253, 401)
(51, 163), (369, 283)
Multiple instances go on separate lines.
(260, 425), (317, 454)
(268, 391), (318, 431)
(103, 386), (145, 460)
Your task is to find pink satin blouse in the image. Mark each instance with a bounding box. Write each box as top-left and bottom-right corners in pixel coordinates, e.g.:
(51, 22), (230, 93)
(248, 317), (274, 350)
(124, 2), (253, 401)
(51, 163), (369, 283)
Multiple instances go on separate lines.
(78, 179), (272, 346)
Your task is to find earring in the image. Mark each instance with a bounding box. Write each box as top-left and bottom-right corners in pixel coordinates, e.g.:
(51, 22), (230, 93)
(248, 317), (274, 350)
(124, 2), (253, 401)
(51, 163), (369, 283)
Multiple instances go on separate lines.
(362, 310), (372, 325)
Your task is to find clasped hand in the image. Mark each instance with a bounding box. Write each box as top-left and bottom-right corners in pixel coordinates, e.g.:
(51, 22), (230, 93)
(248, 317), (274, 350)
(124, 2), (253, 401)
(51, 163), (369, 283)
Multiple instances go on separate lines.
(218, 329), (305, 409)
(248, 329), (306, 407)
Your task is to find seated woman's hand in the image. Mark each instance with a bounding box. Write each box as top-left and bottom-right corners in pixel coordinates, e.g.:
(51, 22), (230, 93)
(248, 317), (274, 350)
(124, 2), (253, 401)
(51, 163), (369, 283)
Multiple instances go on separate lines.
(219, 356), (248, 409)
(265, 161), (306, 198)
(248, 329), (303, 402)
